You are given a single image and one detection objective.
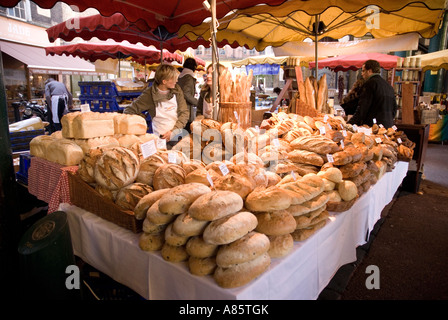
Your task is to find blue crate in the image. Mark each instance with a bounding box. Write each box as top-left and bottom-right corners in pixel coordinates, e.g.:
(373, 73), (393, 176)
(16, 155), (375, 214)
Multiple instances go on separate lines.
(79, 81), (117, 98)
(79, 97), (124, 112)
(10, 129), (45, 152)
(16, 152), (31, 185)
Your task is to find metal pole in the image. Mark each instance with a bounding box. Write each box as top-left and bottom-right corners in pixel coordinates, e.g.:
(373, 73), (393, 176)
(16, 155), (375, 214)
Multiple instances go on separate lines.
(315, 15), (319, 79)
(210, 0), (218, 120)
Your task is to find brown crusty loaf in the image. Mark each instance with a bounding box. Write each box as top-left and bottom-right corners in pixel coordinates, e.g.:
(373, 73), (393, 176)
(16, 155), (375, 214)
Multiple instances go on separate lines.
(172, 212), (210, 237)
(294, 206), (328, 229)
(213, 252), (270, 288)
(161, 243), (189, 262)
(203, 211), (258, 245)
(185, 168), (211, 186)
(245, 186), (293, 212)
(214, 173), (254, 199)
(291, 219), (327, 242)
(134, 189), (171, 220)
(142, 217), (168, 235)
(188, 256), (217, 276)
(277, 175), (325, 205)
(115, 182), (153, 211)
(286, 149), (325, 166)
(255, 210), (297, 236)
(152, 163), (186, 190)
(139, 231), (165, 251)
(216, 231), (270, 268)
(182, 160), (206, 175)
(94, 146), (140, 190)
(157, 183), (211, 215)
(74, 136), (119, 155)
(290, 135), (340, 155)
(188, 190), (244, 221)
(285, 192), (329, 216)
(268, 234), (294, 258)
(113, 113), (147, 135)
(136, 153), (166, 186)
(186, 236), (219, 258)
(146, 200), (177, 225)
(164, 223), (190, 246)
(78, 147), (105, 184)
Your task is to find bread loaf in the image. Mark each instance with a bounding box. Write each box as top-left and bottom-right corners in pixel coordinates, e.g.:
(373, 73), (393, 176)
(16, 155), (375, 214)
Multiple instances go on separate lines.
(46, 138), (84, 166)
(72, 112), (115, 139)
(139, 231), (164, 251)
(214, 173), (254, 199)
(213, 252), (270, 288)
(134, 189), (170, 220)
(157, 183), (211, 215)
(291, 219), (327, 242)
(290, 135), (340, 155)
(338, 180), (358, 201)
(255, 210), (297, 236)
(268, 234), (294, 258)
(30, 135), (55, 158)
(146, 200), (177, 225)
(152, 163), (186, 190)
(188, 190), (244, 221)
(188, 256), (217, 276)
(287, 149), (324, 166)
(61, 111), (81, 138)
(245, 186), (293, 212)
(78, 147), (104, 184)
(182, 160), (206, 175)
(186, 236), (219, 258)
(317, 167), (343, 183)
(115, 182), (153, 211)
(216, 231), (270, 268)
(114, 113), (147, 135)
(161, 243), (189, 262)
(277, 175), (325, 205)
(172, 212), (209, 237)
(94, 146), (140, 190)
(185, 168), (211, 186)
(294, 206), (327, 229)
(74, 136), (119, 154)
(164, 223), (190, 246)
(95, 184), (116, 202)
(142, 217), (167, 235)
(203, 211), (258, 245)
(136, 153), (165, 186)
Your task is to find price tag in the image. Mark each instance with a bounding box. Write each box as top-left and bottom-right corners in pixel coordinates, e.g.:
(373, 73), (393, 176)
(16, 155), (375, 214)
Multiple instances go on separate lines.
(375, 137), (382, 144)
(340, 124), (344, 130)
(291, 170), (297, 181)
(206, 172), (214, 189)
(379, 124), (384, 128)
(141, 140), (157, 159)
(340, 140), (345, 149)
(384, 134), (389, 140)
(80, 104), (91, 112)
(392, 125), (398, 131)
(373, 118), (377, 124)
(157, 138), (167, 150)
(323, 114), (329, 122)
(326, 154), (334, 163)
(234, 111), (240, 125)
(342, 129), (347, 137)
(397, 137), (402, 144)
(168, 151), (177, 164)
(319, 126), (326, 135)
(353, 125), (358, 132)
(219, 163), (229, 176)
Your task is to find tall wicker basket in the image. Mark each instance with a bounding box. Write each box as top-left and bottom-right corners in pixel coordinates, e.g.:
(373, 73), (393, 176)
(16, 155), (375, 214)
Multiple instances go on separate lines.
(219, 102), (252, 129)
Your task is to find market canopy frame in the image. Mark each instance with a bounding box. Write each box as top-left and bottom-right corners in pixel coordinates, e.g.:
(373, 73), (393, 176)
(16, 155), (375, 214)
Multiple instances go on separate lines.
(308, 52), (400, 72)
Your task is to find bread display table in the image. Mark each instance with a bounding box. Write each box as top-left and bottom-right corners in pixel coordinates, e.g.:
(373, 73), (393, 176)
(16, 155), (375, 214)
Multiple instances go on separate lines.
(60, 161), (409, 300)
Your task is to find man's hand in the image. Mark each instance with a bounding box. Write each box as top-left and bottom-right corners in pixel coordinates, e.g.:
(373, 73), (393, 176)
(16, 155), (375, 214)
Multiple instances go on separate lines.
(160, 130), (172, 141)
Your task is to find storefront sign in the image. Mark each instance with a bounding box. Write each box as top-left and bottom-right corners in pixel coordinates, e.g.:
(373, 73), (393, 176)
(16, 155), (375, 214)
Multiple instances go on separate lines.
(0, 16), (51, 47)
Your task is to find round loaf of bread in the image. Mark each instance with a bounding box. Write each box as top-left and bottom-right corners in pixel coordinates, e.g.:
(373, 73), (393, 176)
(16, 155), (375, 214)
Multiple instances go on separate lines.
(153, 163), (186, 190)
(146, 200), (177, 225)
(265, 171), (282, 187)
(245, 186), (292, 212)
(214, 173), (254, 199)
(158, 183), (211, 215)
(216, 231), (270, 268)
(185, 168), (210, 186)
(94, 146), (140, 190)
(338, 180), (358, 201)
(213, 252), (270, 288)
(255, 210), (297, 236)
(188, 256), (217, 276)
(268, 234), (294, 258)
(161, 243), (189, 262)
(185, 236), (219, 258)
(134, 188), (170, 220)
(182, 159), (206, 175)
(78, 147), (105, 184)
(142, 217), (168, 235)
(172, 213), (209, 237)
(136, 153), (165, 186)
(115, 182), (153, 211)
(188, 190), (244, 221)
(95, 184), (117, 202)
(164, 223), (190, 246)
(139, 231), (164, 251)
(203, 211), (258, 245)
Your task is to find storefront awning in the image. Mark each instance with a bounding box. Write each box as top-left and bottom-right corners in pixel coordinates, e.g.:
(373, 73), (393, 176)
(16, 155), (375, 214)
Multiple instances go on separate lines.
(0, 40), (98, 75)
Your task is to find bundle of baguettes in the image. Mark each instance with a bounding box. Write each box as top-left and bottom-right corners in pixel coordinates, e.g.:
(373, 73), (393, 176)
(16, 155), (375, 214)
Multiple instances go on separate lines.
(219, 68), (253, 103)
(297, 75), (329, 116)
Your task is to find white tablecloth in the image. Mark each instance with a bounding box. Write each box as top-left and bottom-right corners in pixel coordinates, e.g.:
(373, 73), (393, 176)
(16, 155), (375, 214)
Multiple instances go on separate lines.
(61, 161), (409, 300)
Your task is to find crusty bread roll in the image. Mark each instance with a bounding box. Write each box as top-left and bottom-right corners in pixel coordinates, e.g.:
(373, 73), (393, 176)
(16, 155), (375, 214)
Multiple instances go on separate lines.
(136, 153), (165, 186)
(294, 206), (327, 229)
(338, 180), (358, 201)
(78, 147), (105, 184)
(188, 256), (217, 276)
(265, 171), (282, 187)
(268, 234), (294, 258)
(277, 175), (325, 205)
(317, 167), (343, 184)
(134, 189), (170, 220)
(172, 212), (209, 237)
(142, 217), (168, 235)
(216, 231), (270, 268)
(245, 186), (293, 212)
(255, 210), (297, 236)
(185, 168), (211, 186)
(115, 182), (153, 211)
(158, 183), (211, 215)
(186, 236), (219, 258)
(139, 231), (164, 251)
(188, 190), (244, 221)
(152, 163), (186, 190)
(164, 223), (190, 246)
(203, 211), (258, 245)
(182, 160), (206, 175)
(213, 252), (270, 288)
(161, 243), (189, 262)
(146, 200), (177, 225)
(94, 146), (140, 190)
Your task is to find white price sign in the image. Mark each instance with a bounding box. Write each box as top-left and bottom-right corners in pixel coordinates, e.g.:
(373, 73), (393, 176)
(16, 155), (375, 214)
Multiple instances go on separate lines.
(326, 154), (334, 163)
(157, 138), (167, 150)
(219, 163), (229, 176)
(167, 151), (177, 164)
(141, 140), (157, 159)
(80, 104), (91, 112)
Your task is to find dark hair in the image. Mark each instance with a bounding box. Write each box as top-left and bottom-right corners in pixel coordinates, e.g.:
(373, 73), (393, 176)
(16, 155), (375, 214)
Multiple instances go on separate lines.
(363, 59), (381, 73)
(183, 57), (197, 71)
(273, 87), (281, 95)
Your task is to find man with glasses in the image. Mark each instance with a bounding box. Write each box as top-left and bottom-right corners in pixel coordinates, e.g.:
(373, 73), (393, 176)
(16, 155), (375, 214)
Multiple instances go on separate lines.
(348, 59), (397, 129)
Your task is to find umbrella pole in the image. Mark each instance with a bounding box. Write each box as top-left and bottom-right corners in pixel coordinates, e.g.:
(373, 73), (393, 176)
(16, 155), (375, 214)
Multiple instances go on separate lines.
(160, 42), (164, 64)
(210, 0), (218, 121)
(119, 59), (121, 78)
(314, 15), (319, 109)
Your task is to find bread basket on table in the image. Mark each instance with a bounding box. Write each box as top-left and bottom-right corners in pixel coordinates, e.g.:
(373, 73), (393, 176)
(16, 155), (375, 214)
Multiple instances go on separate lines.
(68, 172), (142, 233)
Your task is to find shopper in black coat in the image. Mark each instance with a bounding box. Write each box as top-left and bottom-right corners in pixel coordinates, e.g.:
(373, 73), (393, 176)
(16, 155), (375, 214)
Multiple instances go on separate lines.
(348, 60), (397, 129)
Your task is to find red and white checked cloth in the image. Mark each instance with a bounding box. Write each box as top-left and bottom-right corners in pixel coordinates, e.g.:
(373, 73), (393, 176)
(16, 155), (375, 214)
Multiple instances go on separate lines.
(28, 156), (78, 213)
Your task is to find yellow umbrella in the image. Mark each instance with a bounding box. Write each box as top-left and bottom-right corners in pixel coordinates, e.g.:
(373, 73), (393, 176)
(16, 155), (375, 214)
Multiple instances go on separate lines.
(179, 0), (445, 52)
(413, 49), (448, 72)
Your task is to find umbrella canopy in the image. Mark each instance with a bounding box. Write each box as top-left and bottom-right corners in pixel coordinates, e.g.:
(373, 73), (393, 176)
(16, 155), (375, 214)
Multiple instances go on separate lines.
(308, 52), (399, 72)
(179, 0), (446, 51)
(46, 13), (238, 53)
(413, 49), (448, 72)
(2, 0), (288, 33)
(45, 41), (183, 66)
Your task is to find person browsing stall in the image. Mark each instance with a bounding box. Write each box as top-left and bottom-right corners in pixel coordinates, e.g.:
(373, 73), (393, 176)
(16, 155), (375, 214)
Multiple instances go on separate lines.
(177, 57), (199, 129)
(348, 59), (397, 128)
(124, 64), (189, 142)
(197, 63), (226, 119)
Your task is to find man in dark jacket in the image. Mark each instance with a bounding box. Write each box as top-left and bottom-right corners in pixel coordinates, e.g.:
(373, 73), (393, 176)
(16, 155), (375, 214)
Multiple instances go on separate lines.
(177, 57), (198, 131)
(45, 78), (73, 132)
(348, 60), (397, 128)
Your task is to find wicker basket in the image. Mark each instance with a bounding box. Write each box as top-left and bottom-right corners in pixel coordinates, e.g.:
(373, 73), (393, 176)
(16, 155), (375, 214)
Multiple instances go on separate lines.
(326, 196), (358, 213)
(68, 172), (142, 233)
(295, 99), (318, 117)
(219, 102), (252, 129)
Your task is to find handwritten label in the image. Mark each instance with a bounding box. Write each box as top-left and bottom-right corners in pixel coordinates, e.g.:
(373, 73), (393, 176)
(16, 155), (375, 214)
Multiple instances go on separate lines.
(157, 138), (167, 150)
(319, 126), (326, 135)
(326, 154), (334, 163)
(375, 137), (382, 144)
(397, 137), (402, 144)
(206, 172), (214, 188)
(392, 125), (398, 131)
(219, 163), (229, 176)
(141, 140), (157, 159)
(168, 152), (177, 164)
(80, 104), (90, 112)
(340, 140), (345, 149)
